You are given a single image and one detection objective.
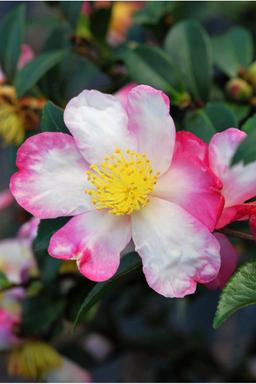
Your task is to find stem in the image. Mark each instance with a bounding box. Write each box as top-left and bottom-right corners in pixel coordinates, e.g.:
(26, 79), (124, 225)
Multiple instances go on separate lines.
(219, 228), (254, 241)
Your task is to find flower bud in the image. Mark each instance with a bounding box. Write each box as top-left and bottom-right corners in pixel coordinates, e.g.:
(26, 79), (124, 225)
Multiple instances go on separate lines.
(226, 78), (253, 101)
(174, 92), (192, 108)
(245, 61), (256, 86)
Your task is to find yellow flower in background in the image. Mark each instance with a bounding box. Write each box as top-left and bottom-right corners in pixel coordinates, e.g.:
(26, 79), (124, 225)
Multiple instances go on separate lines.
(0, 85), (45, 145)
(108, 1), (142, 45)
(8, 340), (62, 380)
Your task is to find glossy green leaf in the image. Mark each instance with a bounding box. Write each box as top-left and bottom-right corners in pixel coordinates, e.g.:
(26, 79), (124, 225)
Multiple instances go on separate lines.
(40, 101), (68, 133)
(39, 53), (110, 104)
(15, 50), (68, 98)
(241, 114), (256, 134)
(60, 1), (83, 29)
(164, 20), (212, 101)
(121, 43), (184, 96)
(74, 252), (142, 327)
(33, 218), (69, 283)
(185, 109), (216, 143)
(21, 293), (65, 335)
(185, 102), (237, 142)
(204, 101), (237, 131)
(214, 261), (256, 328)
(0, 5), (25, 80)
(226, 103), (250, 123)
(133, 1), (174, 25)
(0, 271), (10, 290)
(212, 26), (253, 77)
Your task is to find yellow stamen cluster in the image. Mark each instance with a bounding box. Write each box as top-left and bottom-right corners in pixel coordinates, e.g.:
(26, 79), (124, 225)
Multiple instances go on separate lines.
(86, 148), (159, 215)
(8, 340), (62, 380)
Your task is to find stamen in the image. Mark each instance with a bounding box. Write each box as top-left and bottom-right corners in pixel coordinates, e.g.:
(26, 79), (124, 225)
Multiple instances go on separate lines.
(85, 148), (159, 215)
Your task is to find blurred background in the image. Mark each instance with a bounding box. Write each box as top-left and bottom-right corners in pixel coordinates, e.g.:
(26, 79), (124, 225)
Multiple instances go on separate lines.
(1, 1), (256, 382)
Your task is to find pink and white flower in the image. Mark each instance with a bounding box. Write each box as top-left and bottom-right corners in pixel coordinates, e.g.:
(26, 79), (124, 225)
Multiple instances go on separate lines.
(208, 128), (256, 230)
(179, 128), (256, 288)
(10, 85), (223, 298)
(0, 307), (20, 350)
(0, 218), (39, 284)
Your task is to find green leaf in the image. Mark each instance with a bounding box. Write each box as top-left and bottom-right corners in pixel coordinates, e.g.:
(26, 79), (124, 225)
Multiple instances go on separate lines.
(241, 114), (256, 134)
(212, 26), (253, 77)
(185, 101), (237, 142)
(74, 252), (142, 327)
(164, 20), (212, 101)
(133, 1), (174, 25)
(0, 5), (26, 81)
(204, 101), (238, 131)
(39, 53), (110, 104)
(14, 50), (68, 98)
(226, 103), (250, 123)
(40, 101), (68, 133)
(33, 218), (69, 282)
(185, 109), (216, 143)
(60, 1), (82, 29)
(121, 43), (184, 97)
(214, 261), (256, 328)
(21, 293), (65, 335)
(0, 272), (10, 289)
(232, 125), (256, 165)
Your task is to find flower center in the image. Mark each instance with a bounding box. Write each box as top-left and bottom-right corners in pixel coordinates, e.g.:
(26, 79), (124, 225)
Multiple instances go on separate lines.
(86, 148), (159, 215)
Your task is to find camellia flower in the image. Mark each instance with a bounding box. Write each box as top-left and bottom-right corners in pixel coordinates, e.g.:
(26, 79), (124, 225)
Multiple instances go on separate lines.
(0, 218), (39, 285)
(10, 85), (223, 298)
(208, 128), (256, 231)
(0, 305), (20, 350)
(179, 128), (256, 288)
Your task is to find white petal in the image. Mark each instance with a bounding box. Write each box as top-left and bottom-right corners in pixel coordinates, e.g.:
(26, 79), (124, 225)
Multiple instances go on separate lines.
(132, 197), (220, 298)
(127, 85), (175, 174)
(64, 89), (136, 164)
(10, 132), (92, 219)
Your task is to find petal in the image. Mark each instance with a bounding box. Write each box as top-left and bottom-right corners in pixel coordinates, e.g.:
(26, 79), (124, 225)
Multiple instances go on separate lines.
(209, 128), (256, 208)
(18, 218), (40, 244)
(132, 197), (220, 298)
(10, 132), (92, 219)
(0, 239), (36, 284)
(49, 210), (131, 282)
(126, 85), (175, 174)
(153, 140), (223, 231)
(174, 131), (208, 164)
(64, 89), (136, 164)
(206, 233), (238, 290)
(115, 82), (137, 109)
